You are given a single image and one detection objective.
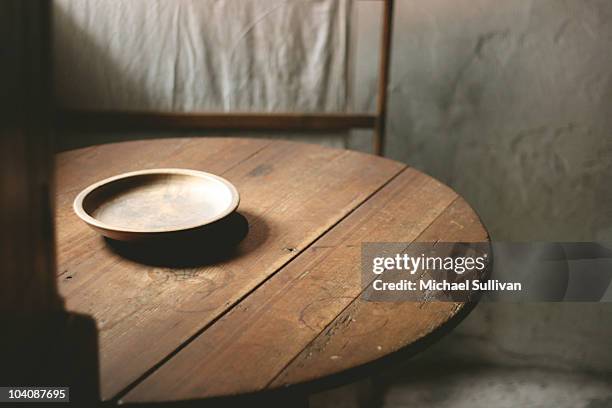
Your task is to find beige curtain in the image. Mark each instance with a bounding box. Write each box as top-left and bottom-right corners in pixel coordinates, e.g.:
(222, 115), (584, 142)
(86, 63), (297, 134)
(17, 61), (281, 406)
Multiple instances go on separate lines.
(53, 0), (351, 113)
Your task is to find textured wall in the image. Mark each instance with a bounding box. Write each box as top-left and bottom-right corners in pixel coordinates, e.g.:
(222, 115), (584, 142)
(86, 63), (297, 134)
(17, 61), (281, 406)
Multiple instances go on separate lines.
(350, 0), (612, 372)
(379, 0), (612, 242)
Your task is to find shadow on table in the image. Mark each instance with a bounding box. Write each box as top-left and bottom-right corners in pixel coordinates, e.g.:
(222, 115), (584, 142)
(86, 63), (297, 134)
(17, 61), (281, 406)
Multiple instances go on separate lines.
(105, 211), (260, 268)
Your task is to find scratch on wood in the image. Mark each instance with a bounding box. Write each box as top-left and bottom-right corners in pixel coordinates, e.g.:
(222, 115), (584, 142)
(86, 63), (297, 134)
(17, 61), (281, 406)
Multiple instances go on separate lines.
(450, 220), (464, 229)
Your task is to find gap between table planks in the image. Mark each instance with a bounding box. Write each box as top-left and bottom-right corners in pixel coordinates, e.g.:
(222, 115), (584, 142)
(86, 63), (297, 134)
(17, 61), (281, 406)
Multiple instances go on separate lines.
(121, 168), (489, 403)
(55, 138), (405, 401)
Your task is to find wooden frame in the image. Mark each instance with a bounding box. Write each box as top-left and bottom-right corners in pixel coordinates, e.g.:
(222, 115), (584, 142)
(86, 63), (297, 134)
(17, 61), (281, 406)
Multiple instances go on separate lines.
(56, 0), (395, 156)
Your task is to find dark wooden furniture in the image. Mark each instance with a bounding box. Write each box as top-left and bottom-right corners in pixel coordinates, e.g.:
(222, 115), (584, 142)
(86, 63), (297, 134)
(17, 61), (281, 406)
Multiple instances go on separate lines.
(56, 137), (488, 405)
(56, 0), (395, 155)
(1, 2), (99, 403)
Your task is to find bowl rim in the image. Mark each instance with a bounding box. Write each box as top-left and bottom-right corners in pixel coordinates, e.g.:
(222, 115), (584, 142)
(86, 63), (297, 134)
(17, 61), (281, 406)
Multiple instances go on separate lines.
(73, 168), (240, 234)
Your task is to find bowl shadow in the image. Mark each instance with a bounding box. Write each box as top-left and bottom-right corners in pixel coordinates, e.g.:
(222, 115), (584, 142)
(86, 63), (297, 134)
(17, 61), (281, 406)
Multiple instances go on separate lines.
(104, 211), (258, 268)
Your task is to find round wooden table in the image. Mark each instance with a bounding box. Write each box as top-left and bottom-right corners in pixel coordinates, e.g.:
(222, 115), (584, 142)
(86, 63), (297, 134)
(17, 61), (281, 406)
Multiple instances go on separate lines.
(55, 138), (489, 405)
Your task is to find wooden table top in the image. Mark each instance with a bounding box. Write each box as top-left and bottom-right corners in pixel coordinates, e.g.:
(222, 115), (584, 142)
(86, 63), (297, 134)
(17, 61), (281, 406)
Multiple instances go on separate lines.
(55, 138), (489, 404)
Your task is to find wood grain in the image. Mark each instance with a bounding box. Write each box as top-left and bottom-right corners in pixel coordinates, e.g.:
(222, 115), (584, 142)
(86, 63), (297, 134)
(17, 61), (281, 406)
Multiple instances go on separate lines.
(55, 138), (404, 400)
(121, 168), (486, 403)
(270, 197), (489, 389)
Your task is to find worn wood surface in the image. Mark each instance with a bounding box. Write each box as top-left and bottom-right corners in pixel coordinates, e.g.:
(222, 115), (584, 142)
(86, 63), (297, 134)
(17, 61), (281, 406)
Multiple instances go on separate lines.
(56, 138), (404, 401)
(55, 138), (488, 404)
(271, 198), (489, 389)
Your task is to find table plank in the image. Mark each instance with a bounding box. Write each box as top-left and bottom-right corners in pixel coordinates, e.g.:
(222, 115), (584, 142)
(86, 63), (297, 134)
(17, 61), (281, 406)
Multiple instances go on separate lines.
(55, 138), (404, 400)
(122, 168), (465, 403)
(270, 197), (489, 388)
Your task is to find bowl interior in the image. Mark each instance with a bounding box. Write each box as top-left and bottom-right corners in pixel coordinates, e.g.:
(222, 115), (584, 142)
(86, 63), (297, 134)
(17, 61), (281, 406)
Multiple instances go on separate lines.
(81, 172), (236, 232)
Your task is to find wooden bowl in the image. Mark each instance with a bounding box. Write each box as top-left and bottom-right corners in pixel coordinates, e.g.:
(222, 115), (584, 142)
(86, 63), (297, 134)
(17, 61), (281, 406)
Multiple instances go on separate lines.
(73, 169), (240, 241)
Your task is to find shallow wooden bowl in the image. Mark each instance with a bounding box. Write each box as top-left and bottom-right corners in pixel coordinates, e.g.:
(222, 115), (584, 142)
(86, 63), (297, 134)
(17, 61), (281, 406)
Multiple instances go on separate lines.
(73, 169), (239, 241)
